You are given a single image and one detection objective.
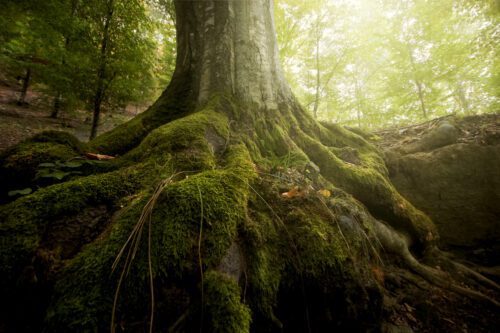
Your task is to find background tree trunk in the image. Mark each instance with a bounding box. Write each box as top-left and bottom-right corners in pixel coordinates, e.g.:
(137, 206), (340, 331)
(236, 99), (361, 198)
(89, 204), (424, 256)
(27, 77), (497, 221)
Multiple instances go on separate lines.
(90, 0), (114, 140)
(17, 67), (31, 105)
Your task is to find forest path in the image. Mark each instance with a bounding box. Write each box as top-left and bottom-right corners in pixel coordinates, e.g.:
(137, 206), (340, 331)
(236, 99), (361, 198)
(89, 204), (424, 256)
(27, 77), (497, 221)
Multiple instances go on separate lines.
(0, 81), (136, 151)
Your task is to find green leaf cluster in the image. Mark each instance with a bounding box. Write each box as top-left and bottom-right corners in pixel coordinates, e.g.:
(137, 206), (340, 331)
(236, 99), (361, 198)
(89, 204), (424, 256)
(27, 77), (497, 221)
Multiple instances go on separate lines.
(275, 0), (499, 128)
(0, 0), (176, 123)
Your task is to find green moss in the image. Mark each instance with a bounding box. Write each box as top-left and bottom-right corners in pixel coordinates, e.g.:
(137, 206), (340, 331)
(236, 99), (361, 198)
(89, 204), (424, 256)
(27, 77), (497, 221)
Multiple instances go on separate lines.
(293, 128), (436, 248)
(203, 271), (251, 333)
(239, 174), (383, 331)
(0, 166), (144, 290)
(0, 131), (85, 200)
(124, 109), (230, 171)
(44, 144), (256, 331)
(285, 203), (347, 276)
(90, 112), (150, 156)
(241, 210), (283, 329)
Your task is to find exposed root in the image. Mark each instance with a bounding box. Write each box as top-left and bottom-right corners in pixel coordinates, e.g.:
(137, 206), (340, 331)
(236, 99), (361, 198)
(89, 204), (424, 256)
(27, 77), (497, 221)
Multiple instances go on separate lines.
(373, 220), (500, 308)
(196, 183), (205, 333)
(111, 172), (183, 333)
(433, 250), (500, 292)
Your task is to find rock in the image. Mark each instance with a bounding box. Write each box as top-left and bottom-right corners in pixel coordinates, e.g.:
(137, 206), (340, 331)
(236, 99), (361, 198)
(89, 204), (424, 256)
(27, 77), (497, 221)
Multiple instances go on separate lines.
(217, 241), (243, 281)
(404, 121), (459, 154)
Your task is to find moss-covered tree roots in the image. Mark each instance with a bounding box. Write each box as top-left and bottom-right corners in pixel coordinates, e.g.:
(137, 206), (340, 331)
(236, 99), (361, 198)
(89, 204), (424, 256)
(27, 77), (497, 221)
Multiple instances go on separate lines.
(1, 97), (498, 332)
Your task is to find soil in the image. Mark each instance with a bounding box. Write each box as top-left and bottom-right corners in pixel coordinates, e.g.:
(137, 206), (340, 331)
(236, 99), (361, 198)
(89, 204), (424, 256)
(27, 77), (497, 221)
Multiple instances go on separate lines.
(0, 80), (138, 151)
(372, 113), (500, 151)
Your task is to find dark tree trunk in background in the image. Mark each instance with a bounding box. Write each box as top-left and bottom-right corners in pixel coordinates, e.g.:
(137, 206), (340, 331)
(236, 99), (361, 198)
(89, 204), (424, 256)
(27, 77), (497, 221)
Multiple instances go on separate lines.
(51, 93), (61, 118)
(17, 67), (31, 105)
(407, 44), (428, 118)
(51, 0), (79, 119)
(415, 78), (427, 118)
(90, 0), (114, 140)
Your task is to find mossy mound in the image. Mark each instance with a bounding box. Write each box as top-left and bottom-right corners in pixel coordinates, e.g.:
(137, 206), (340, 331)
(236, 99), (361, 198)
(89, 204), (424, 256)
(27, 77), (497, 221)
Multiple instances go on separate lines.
(1, 104), (498, 332)
(0, 131), (86, 203)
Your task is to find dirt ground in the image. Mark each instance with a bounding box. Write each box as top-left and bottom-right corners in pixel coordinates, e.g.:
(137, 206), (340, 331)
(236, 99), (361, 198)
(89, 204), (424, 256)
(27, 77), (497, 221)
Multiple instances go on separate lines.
(372, 113), (500, 151)
(0, 81), (138, 152)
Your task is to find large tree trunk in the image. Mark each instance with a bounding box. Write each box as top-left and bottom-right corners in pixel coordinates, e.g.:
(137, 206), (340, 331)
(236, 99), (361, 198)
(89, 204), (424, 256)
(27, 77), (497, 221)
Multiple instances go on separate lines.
(1, 1), (498, 332)
(173, 0), (292, 109)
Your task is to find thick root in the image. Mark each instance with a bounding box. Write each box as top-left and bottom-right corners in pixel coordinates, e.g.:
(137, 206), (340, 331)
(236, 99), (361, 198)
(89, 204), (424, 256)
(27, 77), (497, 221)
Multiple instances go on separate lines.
(372, 219), (499, 308)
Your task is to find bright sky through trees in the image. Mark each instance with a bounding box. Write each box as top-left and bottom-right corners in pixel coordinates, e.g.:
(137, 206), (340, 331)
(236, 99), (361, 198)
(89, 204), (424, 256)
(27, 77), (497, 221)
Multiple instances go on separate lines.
(275, 0), (499, 128)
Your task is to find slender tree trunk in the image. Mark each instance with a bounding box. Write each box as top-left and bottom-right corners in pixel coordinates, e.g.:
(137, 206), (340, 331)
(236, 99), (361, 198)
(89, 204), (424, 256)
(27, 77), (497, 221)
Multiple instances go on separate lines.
(17, 68), (31, 105)
(407, 44), (428, 119)
(354, 78), (363, 127)
(415, 79), (427, 118)
(51, 93), (61, 118)
(52, 0), (79, 119)
(455, 82), (471, 115)
(313, 33), (321, 119)
(90, 0), (114, 140)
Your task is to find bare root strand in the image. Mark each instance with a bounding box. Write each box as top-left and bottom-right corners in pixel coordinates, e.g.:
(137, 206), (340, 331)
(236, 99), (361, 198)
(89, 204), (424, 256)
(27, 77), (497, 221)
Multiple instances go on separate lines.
(373, 220), (499, 308)
(436, 252), (500, 292)
(196, 184), (205, 333)
(405, 253), (500, 308)
(111, 173), (184, 333)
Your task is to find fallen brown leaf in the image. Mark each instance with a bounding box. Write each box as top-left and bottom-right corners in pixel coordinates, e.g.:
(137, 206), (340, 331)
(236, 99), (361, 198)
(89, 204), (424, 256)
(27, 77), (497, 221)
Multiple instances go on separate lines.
(85, 152), (115, 161)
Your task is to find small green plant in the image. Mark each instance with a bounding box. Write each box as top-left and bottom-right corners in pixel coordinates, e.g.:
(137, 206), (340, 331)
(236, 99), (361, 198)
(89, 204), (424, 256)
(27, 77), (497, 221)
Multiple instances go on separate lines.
(36, 159), (107, 181)
(36, 161), (83, 181)
(7, 188), (32, 197)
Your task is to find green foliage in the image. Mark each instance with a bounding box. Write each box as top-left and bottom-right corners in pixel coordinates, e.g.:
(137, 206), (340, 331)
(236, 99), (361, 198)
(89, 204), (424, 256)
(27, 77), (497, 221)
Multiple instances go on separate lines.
(275, 0), (499, 128)
(0, 0), (175, 129)
(7, 188), (32, 197)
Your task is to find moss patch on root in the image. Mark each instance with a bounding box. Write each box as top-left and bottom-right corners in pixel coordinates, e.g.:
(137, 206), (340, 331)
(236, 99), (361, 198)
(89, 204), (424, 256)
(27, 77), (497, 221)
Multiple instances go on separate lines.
(124, 109), (230, 171)
(0, 166), (144, 291)
(0, 131), (85, 200)
(44, 144), (256, 331)
(202, 271), (251, 333)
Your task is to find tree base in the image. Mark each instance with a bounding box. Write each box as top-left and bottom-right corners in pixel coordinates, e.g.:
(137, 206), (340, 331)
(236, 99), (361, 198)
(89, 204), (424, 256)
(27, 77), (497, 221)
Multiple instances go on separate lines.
(0, 96), (498, 332)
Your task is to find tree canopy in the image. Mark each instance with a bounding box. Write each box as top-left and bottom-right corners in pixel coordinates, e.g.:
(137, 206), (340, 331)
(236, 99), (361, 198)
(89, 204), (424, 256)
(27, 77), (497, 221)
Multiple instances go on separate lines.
(275, 0), (499, 128)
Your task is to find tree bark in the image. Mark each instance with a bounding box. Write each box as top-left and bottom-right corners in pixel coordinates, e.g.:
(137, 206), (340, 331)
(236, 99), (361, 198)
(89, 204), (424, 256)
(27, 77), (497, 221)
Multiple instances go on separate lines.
(90, 0), (114, 140)
(171, 0), (293, 110)
(51, 0), (79, 119)
(313, 32), (321, 119)
(17, 67), (31, 105)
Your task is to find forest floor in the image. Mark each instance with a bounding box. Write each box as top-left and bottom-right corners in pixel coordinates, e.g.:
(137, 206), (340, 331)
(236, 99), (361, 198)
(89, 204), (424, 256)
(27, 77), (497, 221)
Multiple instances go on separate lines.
(1, 77), (497, 154)
(0, 81), (498, 332)
(372, 112), (499, 150)
(0, 80), (138, 152)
